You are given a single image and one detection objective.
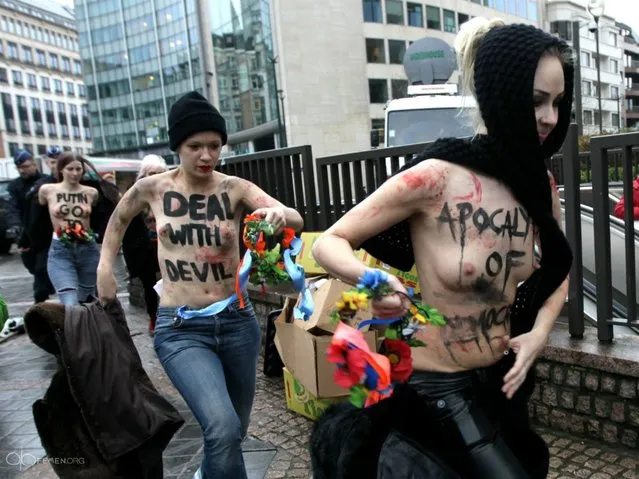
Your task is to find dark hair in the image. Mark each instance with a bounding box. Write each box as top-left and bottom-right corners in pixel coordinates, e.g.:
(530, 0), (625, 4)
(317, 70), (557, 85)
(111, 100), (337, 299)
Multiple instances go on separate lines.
(55, 152), (86, 181)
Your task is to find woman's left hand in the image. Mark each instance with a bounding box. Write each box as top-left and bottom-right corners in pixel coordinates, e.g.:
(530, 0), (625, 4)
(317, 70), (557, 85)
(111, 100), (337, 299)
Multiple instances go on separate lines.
(253, 206), (286, 234)
(502, 328), (549, 399)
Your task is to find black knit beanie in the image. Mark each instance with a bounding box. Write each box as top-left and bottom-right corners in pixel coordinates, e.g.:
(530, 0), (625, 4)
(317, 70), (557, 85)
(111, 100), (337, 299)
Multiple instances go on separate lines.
(168, 91), (227, 151)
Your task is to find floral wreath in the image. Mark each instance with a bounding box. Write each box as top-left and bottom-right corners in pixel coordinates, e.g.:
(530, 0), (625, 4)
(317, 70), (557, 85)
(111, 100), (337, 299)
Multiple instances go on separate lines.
(238, 213), (296, 293)
(56, 223), (96, 246)
(327, 270), (446, 408)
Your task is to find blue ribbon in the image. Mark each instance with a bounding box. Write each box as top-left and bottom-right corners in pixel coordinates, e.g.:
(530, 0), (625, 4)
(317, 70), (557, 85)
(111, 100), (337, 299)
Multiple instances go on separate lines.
(176, 235), (314, 321)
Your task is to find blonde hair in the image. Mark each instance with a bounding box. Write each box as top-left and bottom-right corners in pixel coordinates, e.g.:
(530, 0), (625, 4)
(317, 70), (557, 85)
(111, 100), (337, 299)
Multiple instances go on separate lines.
(454, 17), (506, 132)
(137, 154), (167, 180)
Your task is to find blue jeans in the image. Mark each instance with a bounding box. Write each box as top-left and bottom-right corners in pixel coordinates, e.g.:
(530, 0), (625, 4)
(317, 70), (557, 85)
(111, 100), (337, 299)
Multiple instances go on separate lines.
(47, 239), (100, 306)
(154, 298), (261, 479)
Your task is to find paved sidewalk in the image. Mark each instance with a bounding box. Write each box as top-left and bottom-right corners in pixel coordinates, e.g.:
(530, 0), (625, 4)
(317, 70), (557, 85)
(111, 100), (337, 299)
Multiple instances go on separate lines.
(0, 252), (637, 479)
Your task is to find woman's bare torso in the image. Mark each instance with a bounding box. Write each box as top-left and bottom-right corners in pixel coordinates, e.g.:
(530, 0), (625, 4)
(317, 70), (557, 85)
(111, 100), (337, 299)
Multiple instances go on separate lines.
(409, 163), (537, 372)
(44, 184), (97, 232)
(146, 170), (243, 308)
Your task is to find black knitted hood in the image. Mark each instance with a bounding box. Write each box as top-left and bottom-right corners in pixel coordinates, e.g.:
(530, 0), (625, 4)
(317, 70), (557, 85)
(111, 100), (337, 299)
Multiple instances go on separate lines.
(475, 23), (574, 161)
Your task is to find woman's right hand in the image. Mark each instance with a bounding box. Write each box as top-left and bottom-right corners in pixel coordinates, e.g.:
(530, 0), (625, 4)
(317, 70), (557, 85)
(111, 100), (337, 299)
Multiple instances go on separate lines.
(96, 264), (117, 304)
(371, 274), (411, 319)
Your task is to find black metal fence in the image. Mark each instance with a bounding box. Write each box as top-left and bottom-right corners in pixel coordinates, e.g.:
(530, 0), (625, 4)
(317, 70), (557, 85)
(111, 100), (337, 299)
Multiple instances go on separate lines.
(222, 126), (639, 341)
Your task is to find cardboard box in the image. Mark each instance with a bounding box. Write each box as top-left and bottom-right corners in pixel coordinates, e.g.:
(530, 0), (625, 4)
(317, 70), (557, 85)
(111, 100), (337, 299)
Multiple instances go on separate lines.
(296, 232), (376, 275)
(274, 306), (377, 398)
(282, 367), (347, 421)
(293, 277), (373, 333)
(371, 259), (421, 295)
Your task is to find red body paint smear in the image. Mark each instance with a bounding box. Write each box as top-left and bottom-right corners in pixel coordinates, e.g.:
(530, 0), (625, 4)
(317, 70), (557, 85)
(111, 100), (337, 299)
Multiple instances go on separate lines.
(195, 249), (225, 263)
(401, 171), (426, 189)
(454, 173), (483, 202)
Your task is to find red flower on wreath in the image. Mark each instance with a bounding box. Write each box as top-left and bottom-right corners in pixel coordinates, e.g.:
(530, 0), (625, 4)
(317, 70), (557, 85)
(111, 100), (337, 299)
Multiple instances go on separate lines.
(326, 342), (367, 389)
(384, 339), (413, 382)
(282, 228), (296, 249)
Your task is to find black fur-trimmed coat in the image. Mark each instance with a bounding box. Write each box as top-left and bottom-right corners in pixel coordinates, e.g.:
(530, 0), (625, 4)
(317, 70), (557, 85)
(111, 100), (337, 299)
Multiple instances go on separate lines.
(24, 299), (184, 478)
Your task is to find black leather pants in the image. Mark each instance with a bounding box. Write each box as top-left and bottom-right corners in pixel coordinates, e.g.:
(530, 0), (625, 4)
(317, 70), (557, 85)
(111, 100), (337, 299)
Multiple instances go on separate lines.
(409, 369), (530, 479)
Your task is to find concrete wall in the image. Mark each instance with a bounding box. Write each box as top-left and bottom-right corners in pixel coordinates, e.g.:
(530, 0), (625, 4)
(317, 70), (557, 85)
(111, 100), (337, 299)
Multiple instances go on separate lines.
(271, 0), (371, 158)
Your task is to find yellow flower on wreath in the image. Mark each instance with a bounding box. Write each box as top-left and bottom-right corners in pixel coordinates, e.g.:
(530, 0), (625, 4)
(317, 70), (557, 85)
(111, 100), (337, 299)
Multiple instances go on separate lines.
(336, 291), (370, 311)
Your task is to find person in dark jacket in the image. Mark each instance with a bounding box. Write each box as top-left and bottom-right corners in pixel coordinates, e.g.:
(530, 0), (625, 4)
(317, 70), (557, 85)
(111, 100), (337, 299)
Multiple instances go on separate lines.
(6, 148), (52, 303)
(122, 155), (168, 335)
(24, 298), (184, 478)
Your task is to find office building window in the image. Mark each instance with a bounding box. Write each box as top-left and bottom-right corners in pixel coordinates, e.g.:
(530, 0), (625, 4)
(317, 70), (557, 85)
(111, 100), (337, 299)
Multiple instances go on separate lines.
(8, 143), (19, 156)
(48, 122), (57, 137)
(407, 3), (423, 27)
(12, 70), (23, 86)
(73, 60), (82, 75)
(386, 0), (404, 25)
(610, 59), (618, 74)
(49, 53), (59, 70)
(508, 0), (517, 14)
(443, 9), (456, 33)
(369, 79), (388, 103)
(609, 32), (617, 47)
(550, 21), (572, 41)
(527, 1), (537, 21)
(612, 113), (619, 127)
(8, 42), (18, 59)
(54, 79), (63, 94)
(583, 110), (593, 125)
(388, 40), (406, 64)
(78, 84), (86, 97)
(366, 38), (386, 63)
(458, 13), (469, 26)
(426, 6), (441, 30)
(582, 80), (591, 96)
(581, 52), (590, 68)
(0, 68), (7, 83)
(22, 46), (33, 63)
(41, 76), (50, 91)
(0, 41), (3, 57)
(391, 79), (408, 99)
(27, 73), (37, 89)
(62, 57), (71, 73)
(611, 86), (619, 100)
(36, 49), (46, 66)
(37, 144), (47, 154)
(363, 0), (383, 23)
(66, 82), (75, 96)
(1, 17), (6, 31)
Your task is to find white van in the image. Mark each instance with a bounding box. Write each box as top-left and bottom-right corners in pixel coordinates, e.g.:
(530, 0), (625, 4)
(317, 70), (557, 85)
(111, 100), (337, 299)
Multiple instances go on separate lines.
(384, 84), (476, 147)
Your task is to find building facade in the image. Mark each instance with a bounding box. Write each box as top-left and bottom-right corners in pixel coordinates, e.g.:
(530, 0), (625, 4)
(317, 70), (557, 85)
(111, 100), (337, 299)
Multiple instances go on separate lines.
(0, 0), (92, 159)
(618, 22), (639, 130)
(546, 0), (625, 135)
(74, 0), (215, 159)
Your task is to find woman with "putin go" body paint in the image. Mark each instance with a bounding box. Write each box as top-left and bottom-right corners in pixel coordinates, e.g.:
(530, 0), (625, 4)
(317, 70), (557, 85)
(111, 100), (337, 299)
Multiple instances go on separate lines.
(311, 17), (573, 478)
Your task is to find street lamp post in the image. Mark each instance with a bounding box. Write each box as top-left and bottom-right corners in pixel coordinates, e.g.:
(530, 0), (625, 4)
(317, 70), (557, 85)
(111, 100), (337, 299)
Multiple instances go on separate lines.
(587, 0), (605, 135)
(268, 56), (285, 148)
(277, 89), (287, 148)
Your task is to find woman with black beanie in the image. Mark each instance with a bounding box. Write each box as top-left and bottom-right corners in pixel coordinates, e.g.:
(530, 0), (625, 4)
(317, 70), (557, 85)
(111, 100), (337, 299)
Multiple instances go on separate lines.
(311, 17), (573, 478)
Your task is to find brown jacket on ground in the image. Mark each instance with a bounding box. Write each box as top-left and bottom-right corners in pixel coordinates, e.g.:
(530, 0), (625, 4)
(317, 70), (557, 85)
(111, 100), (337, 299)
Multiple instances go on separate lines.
(24, 299), (184, 478)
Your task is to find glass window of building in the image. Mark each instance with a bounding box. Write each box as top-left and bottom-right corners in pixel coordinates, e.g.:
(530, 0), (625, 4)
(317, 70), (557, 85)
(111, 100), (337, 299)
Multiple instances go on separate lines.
(0, 68), (7, 83)
(386, 0), (404, 25)
(15, 21), (22, 36)
(426, 6), (441, 30)
(27, 73), (37, 89)
(508, 0), (517, 15)
(443, 10), (456, 33)
(369, 79), (388, 103)
(581, 52), (590, 68)
(363, 0), (383, 23)
(66, 82), (75, 96)
(31, 98), (40, 110)
(62, 57), (71, 73)
(388, 40), (406, 64)
(54, 79), (63, 94)
(582, 80), (591, 96)
(49, 53), (59, 70)
(550, 21), (572, 41)
(458, 13), (469, 26)
(609, 32), (617, 47)
(612, 113), (619, 127)
(1, 17), (6, 32)
(610, 59), (618, 73)
(41, 76), (50, 91)
(12, 71), (22, 86)
(391, 79), (408, 99)
(8, 42), (18, 59)
(78, 84), (85, 97)
(407, 3), (423, 27)
(366, 38), (386, 63)
(517, 0), (526, 17)
(0, 41), (3, 57)
(23, 46), (33, 64)
(611, 85), (619, 99)
(8, 18), (14, 34)
(37, 144), (46, 154)
(527, 1), (537, 20)
(43, 29), (48, 43)
(73, 60), (82, 75)
(36, 49), (46, 66)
